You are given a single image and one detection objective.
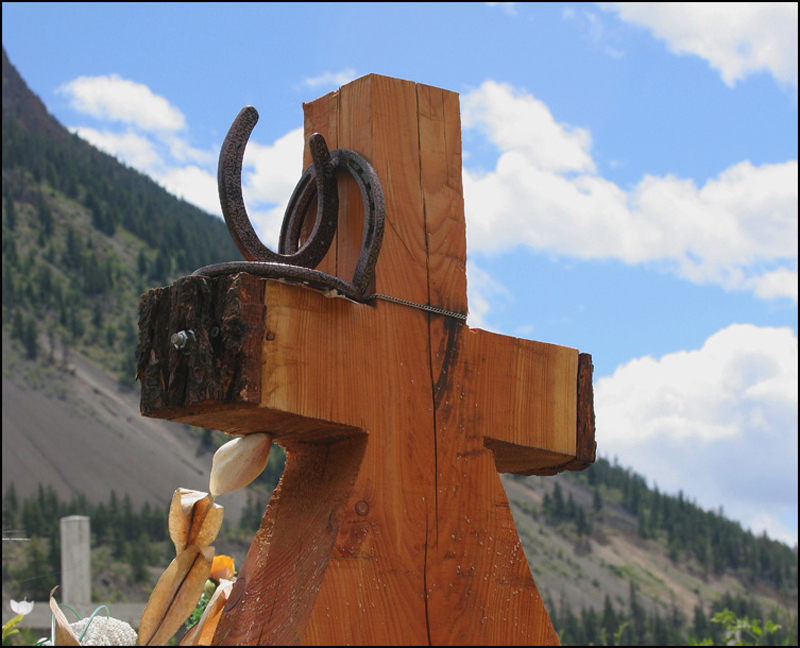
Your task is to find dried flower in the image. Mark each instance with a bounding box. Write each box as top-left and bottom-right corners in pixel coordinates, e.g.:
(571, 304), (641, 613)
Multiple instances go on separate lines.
(168, 489), (223, 555)
(138, 544), (214, 646)
(139, 488), (224, 646)
(179, 579), (234, 646)
(49, 586), (81, 646)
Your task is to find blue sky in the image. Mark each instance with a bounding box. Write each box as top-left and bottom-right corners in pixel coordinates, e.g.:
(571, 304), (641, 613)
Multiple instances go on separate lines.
(3, 2), (797, 545)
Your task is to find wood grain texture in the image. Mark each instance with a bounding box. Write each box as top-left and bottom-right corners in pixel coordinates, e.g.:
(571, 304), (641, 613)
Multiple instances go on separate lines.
(213, 434), (367, 645)
(426, 324), (560, 645)
(567, 352), (597, 472)
(137, 74), (596, 645)
(417, 82), (467, 315)
(136, 273), (264, 418)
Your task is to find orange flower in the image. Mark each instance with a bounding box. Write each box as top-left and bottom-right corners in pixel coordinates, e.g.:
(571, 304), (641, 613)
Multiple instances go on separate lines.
(209, 554), (235, 582)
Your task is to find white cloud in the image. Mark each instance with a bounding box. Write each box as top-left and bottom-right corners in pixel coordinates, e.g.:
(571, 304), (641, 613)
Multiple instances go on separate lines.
(60, 74), (230, 217)
(603, 2), (799, 89)
(241, 128), (305, 204)
(156, 165), (221, 216)
(461, 81), (798, 301)
(302, 68), (358, 90)
(466, 259), (512, 330)
(241, 127), (306, 247)
(462, 81), (594, 174)
(61, 74), (238, 219)
(71, 126), (162, 171)
(57, 74), (186, 131)
(563, 7), (627, 59)
(747, 267), (799, 302)
(595, 324), (798, 542)
(152, 126), (307, 240)
(165, 135), (215, 166)
(486, 2), (518, 17)
(62, 72), (310, 236)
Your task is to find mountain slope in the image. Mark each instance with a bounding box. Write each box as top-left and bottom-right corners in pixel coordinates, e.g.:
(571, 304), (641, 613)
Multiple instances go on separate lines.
(2, 47), (68, 143)
(502, 469), (797, 643)
(1, 46), (253, 520)
(1, 331), (254, 518)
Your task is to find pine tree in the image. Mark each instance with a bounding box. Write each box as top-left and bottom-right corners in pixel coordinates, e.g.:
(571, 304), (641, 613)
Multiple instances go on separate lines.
(693, 604), (709, 641)
(3, 482), (19, 530)
(581, 606), (600, 645)
(628, 580), (647, 645)
(23, 313), (39, 359)
(552, 482), (565, 519)
(36, 190), (54, 237)
(130, 534), (148, 583)
(4, 190), (17, 230)
(601, 594), (618, 642)
(592, 487), (602, 513)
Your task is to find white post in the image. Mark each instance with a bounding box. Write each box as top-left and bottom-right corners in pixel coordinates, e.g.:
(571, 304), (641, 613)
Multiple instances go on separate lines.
(60, 515), (91, 605)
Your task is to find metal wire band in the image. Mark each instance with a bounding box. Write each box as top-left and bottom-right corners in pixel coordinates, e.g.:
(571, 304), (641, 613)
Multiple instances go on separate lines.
(371, 293), (467, 321)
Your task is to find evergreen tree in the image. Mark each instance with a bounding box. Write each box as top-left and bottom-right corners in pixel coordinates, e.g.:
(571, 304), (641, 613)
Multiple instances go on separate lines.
(4, 190), (17, 230)
(11, 307), (24, 341)
(592, 487), (602, 514)
(3, 482), (19, 530)
(693, 604), (709, 642)
(36, 190), (54, 237)
(64, 226), (82, 270)
(575, 505), (590, 538)
(23, 312), (39, 359)
(601, 594), (619, 642)
(122, 492), (135, 541)
(580, 606), (600, 646)
(130, 534), (148, 583)
(566, 492), (577, 520)
(22, 537), (52, 601)
(628, 580), (647, 645)
(137, 248), (148, 276)
(552, 482), (565, 519)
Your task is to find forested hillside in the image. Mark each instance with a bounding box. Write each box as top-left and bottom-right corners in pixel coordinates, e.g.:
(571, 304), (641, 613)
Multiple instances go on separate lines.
(3, 456), (796, 644)
(496, 458), (797, 645)
(2, 46), (240, 382)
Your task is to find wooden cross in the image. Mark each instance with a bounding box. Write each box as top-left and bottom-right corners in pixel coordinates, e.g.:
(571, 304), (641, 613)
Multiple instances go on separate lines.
(137, 74), (595, 645)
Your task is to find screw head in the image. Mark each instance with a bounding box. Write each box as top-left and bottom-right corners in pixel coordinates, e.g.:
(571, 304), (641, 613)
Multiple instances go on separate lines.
(171, 329), (196, 354)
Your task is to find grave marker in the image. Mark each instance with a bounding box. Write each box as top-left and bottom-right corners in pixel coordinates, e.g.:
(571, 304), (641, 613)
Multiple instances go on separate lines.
(137, 74), (595, 645)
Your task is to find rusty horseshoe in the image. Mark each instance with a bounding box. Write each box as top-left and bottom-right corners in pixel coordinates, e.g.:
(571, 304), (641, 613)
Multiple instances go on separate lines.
(193, 106), (385, 301)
